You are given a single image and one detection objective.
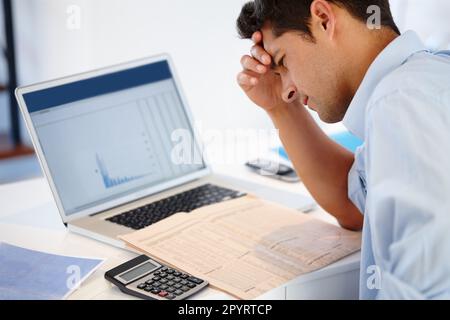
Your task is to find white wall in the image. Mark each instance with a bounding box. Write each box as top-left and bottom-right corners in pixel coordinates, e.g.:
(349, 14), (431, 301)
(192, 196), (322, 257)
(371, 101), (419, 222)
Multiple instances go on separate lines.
(391, 0), (450, 50)
(8, 0), (450, 144)
(13, 0), (272, 136)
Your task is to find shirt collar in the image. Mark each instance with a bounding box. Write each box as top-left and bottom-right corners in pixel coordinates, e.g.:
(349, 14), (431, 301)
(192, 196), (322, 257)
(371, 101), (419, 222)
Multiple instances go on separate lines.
(342, 31), (428, 140)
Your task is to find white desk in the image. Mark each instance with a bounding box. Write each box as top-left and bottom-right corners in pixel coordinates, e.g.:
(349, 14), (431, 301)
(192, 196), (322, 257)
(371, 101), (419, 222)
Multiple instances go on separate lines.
(0, 164), (361, 300)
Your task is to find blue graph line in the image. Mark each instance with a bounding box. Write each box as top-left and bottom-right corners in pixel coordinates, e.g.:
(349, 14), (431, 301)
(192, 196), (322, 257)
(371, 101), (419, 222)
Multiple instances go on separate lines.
(96, 154), (147, 189)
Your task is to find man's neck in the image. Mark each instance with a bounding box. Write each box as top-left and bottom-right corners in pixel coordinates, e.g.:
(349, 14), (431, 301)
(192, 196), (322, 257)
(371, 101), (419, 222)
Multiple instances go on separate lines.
(346, 28), (399, 97)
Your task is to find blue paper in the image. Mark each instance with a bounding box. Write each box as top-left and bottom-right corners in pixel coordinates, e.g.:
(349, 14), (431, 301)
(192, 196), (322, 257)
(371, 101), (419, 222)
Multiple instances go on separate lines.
(0, 242), (104, 300)
(275, 131), (363, 160)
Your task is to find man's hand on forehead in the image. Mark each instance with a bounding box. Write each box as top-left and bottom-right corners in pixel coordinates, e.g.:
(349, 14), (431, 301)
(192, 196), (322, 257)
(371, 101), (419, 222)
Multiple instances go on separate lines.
(237, 28), (286, 112)
(251, 31), (272, 66)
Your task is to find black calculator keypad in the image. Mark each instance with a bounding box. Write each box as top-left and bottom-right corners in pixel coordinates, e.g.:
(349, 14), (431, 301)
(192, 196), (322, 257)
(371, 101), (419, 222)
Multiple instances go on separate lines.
(151, 288), (161, 294)
(187, 276), (204, 284)
(135, 265), (205, 300)
(137, 283), (146, 289)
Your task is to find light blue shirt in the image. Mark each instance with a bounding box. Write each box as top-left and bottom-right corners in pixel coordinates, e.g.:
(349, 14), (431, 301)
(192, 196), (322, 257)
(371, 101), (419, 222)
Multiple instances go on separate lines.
(343, 31), (450, 299)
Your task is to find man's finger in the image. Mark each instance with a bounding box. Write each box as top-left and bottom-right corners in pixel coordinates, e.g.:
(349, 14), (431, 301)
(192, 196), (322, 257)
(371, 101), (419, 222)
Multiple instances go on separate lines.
(251, 45), (271, 66)
(240, 55), (267, 74)
(237, 72), (259, 87)
(252, 31), (262, 44)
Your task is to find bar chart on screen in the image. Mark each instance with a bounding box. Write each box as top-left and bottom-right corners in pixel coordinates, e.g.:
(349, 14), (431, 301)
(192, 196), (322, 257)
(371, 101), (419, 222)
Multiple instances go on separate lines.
(95, 153), (152, 189)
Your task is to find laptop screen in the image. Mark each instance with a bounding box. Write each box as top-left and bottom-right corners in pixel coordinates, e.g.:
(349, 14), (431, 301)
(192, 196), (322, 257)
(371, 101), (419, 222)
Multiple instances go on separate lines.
(23, 60), (205, 215)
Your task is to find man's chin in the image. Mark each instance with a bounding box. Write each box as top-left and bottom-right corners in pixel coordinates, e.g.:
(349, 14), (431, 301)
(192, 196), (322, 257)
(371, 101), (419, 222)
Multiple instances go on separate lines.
(306, 101), (344, 123)
(316, 110), (344, 124)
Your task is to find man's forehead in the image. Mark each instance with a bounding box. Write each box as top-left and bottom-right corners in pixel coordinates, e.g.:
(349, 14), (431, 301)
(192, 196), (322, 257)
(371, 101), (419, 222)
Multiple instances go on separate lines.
(261, 26), (279, 56)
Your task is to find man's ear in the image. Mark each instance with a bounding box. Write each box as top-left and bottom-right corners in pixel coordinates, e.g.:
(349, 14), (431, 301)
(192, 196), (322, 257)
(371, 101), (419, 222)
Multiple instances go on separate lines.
(310, 0), (336, 40)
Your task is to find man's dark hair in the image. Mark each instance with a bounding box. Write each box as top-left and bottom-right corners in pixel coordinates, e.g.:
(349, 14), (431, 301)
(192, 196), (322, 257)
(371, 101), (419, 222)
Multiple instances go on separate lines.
(237, 0), (400, 40)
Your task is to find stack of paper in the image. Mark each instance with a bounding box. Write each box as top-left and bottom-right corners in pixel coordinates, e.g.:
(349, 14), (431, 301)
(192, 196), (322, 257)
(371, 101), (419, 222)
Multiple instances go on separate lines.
(121, 195), (361, 299)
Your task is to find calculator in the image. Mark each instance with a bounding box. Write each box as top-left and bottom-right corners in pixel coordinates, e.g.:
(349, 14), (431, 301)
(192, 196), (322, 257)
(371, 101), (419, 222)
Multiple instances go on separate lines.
(105, 255), (208, 300)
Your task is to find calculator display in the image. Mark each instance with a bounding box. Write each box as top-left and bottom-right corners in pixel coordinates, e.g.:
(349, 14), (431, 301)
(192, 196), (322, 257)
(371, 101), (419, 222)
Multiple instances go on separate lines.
(121, 262), (158, 282)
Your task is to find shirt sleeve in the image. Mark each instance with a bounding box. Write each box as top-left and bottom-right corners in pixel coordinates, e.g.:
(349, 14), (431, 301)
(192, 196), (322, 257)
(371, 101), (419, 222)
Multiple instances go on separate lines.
(348, 145), (367, 215)
(366, 89), (450, 299)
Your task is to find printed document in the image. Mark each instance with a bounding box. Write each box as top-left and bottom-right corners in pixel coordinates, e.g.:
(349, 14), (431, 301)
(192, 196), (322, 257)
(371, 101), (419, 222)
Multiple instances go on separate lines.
(121, 196), (361, 299)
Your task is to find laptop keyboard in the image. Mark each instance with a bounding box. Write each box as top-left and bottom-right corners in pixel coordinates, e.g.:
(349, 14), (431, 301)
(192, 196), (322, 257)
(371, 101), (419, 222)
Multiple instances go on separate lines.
(106, 184), (246, 230)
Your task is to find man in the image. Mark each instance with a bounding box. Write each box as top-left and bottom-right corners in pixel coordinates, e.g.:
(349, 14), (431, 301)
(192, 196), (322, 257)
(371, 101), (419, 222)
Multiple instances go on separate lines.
(236, 0), (450, 299)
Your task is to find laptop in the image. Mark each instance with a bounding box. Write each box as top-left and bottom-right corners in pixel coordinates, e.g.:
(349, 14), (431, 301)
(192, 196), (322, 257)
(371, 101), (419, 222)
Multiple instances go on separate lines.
(16, 54), (315, 248)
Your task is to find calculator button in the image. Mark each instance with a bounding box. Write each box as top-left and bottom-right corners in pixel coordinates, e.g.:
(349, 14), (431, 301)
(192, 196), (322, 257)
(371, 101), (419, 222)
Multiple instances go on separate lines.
(180, 274), (189, 279)
(158, 291), (168, 297)
(160, 284), (169, 290)
(187, 277), (204, 284)
(159, 279), (168, 284)
(137, 283), (146, 290)
(180, 280), (188, 285)
(153, 271), (161, 276)
(144, 286), (153, 292)
(181, 286), (190, 292)
(153, 282), (161, 287)
(187, 283), (196, 289)
(174, 284), (182, 289)
(166, 269), (175, 274)
(145, 280), (154, 285)
(152, 276), (161, 281)
(151, 288), (161, 294)
(173, 278), (181, 283)
(174, 290), (184, 296)
(167, 275), (174, 280)
(166, 294), (176, 300)
(160, 267), (168, 272)
(159, 273), (167, 278)
(166, 287), (175, 293)
(167, 281), (175, 286)
(173, 271), (181, 276)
